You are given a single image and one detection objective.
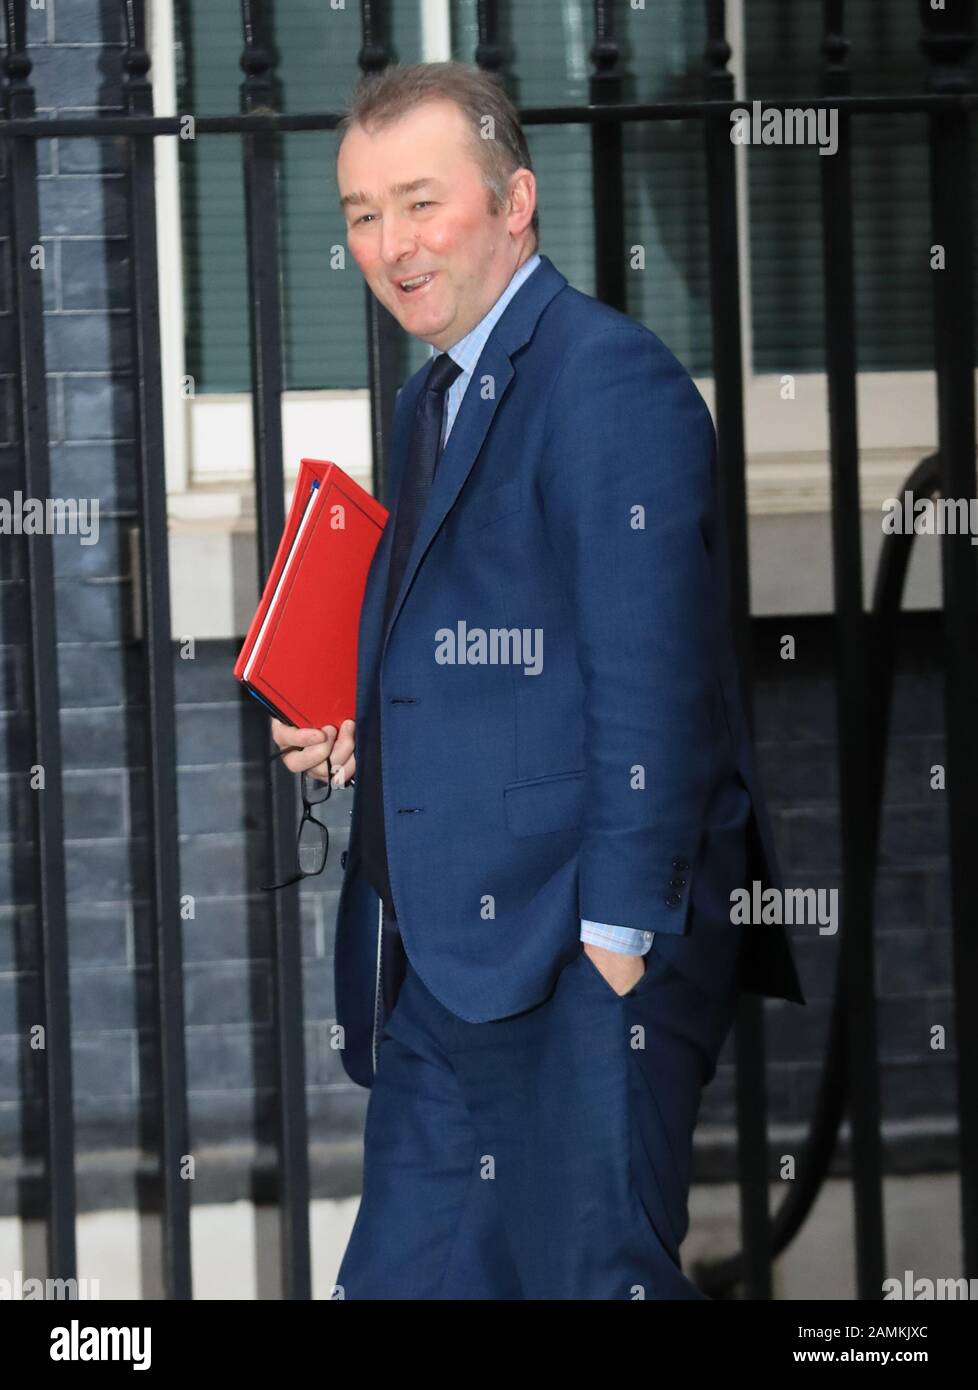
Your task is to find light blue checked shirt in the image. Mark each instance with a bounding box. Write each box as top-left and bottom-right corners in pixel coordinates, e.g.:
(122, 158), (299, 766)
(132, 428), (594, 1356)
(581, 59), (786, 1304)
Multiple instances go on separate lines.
(430, 252), (653, 959)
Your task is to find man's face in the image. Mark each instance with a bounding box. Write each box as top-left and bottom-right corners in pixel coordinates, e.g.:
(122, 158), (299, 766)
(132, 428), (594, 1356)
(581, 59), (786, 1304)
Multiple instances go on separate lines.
(337, 98), (535, 351)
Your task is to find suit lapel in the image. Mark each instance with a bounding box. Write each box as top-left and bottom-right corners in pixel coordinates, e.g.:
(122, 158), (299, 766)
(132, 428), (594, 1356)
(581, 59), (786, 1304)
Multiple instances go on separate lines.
(354, 390), (412, 726)
(382, 254), (566, 644)
(355, 253), (567, 725)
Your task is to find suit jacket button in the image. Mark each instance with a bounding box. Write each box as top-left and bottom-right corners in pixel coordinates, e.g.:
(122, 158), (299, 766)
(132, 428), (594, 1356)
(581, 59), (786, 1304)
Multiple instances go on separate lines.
(669, 877), (686, 888)
(672, 857), (688, 871)
(340, 850), (348, 870)
(665, 892), (681, 906)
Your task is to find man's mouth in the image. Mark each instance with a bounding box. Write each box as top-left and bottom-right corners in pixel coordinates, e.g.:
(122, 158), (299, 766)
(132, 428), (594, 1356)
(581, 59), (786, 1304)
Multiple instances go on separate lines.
(394, 272), (437, 297)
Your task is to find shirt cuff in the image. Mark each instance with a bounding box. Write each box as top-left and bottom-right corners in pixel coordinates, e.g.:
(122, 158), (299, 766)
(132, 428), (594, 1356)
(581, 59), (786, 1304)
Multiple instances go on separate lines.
(580, 919), (655, 955)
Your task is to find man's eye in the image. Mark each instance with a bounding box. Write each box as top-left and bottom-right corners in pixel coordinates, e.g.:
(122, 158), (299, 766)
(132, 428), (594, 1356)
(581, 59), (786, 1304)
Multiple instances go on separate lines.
(353, 201), (432, 225)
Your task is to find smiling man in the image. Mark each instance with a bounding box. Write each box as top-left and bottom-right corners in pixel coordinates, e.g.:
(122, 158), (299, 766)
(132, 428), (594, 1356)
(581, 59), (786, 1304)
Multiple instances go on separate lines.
(335, 85), (538, 352)
(271, 60), (804, 1300)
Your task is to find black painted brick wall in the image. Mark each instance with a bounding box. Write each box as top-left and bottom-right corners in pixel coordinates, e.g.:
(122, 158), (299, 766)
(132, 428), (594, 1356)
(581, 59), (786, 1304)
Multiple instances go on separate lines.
(712, 613), (953, 1155)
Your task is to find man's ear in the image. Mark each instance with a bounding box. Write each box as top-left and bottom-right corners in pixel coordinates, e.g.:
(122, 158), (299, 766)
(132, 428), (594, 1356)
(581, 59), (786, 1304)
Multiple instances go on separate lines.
(507, 167), (537, 236)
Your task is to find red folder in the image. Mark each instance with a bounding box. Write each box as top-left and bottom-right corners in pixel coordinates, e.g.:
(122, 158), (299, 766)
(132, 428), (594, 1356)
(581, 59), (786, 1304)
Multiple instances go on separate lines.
(234, 458), (389, 730)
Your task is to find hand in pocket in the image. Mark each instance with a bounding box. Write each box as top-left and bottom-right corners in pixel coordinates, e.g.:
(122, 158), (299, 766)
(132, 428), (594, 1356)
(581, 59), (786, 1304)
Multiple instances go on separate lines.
(582, 943), (647, 997)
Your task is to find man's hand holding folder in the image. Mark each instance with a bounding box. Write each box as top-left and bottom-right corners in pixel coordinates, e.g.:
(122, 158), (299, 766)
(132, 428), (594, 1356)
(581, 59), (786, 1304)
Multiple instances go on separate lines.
(270, 715), (357, 788)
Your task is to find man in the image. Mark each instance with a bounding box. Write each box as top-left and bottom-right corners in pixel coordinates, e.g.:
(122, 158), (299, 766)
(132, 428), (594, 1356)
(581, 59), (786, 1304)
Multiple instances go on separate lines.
(271, 60), (805, 1300)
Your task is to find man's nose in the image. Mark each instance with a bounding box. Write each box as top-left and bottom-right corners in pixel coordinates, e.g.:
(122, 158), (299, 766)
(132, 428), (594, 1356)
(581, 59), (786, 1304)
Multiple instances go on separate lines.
(378, 214), (418, 266)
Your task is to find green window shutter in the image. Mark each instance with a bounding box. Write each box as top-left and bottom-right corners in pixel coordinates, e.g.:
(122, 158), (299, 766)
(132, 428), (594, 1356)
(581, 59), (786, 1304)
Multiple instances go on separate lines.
(176, 2), (968, 390)
(175, 0), (425, 393)
(450, 1), (713, 374)
(620, 2), (712, 374)
(276, 1), (426, 389)
(744, 0), (972, 373)
(175, 0), (251, 393)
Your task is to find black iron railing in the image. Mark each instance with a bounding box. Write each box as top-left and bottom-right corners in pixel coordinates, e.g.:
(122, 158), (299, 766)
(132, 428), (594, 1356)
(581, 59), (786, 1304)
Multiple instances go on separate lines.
(0, 0), (974, 1300)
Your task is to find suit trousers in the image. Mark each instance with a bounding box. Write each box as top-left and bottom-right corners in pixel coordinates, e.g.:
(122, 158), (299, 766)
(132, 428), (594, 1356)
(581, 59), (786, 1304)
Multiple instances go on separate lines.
(334, 907), (739, 1300)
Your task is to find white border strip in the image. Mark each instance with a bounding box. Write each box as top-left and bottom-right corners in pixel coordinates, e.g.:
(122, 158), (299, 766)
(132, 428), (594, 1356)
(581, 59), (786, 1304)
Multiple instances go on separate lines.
(150, 0), (191, 496)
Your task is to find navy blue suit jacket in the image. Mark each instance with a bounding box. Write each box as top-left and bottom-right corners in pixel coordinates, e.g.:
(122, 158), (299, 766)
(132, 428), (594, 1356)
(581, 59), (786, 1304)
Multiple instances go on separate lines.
(334, 253), (804, 1088)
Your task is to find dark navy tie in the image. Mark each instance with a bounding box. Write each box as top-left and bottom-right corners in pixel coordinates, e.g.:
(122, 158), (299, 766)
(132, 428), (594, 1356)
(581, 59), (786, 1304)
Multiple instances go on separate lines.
(382, 350), (464, 630)
(355, 351), (464, 913)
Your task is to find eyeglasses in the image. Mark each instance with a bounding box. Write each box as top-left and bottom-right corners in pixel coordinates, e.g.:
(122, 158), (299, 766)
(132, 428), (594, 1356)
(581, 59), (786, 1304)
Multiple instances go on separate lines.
(260, 748), (332, 892)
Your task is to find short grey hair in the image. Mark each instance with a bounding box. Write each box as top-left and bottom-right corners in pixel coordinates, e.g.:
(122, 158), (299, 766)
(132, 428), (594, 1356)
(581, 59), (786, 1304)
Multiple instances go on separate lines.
(337, 60), (539, 248)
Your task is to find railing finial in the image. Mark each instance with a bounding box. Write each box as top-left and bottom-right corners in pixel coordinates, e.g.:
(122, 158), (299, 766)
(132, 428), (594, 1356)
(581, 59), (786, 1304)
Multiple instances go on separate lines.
(2, 0), (34, 96)
(703, 1), (734, 99)
(589, 0), (622, 104)
(918, 0), (976, 95)
(474, 0), (505, 76)
(121, 0), (153, 114)
(821, 1), (850, 96)
(356, 1), (391, 79)
(239, 0), (278, 113)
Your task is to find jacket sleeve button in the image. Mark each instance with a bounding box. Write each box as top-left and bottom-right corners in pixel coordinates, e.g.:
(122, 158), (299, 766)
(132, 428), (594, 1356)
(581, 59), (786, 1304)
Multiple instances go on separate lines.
(665, 892), (681, 907)
(671, 857), (689, 871)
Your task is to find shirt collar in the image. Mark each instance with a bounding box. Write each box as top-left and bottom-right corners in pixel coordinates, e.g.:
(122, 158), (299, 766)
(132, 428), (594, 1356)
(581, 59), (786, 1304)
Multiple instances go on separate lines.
(429, 252), (542, 366)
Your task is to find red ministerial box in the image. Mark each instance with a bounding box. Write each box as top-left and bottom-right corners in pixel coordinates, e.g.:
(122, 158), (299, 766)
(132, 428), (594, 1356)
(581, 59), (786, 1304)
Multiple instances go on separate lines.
(234, 458), (389, 730)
